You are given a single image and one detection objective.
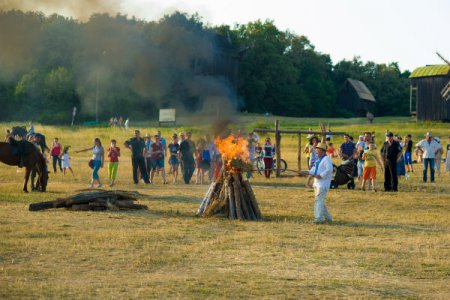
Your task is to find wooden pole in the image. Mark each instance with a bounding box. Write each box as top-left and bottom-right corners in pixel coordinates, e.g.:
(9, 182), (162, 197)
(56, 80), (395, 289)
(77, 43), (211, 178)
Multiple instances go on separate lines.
(275, 120), (281, 177)
(297, 133), (302, 171)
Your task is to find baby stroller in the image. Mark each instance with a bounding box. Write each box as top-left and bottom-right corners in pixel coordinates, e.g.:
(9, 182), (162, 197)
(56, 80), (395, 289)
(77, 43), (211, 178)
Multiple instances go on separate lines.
(330, 158), (356, 189)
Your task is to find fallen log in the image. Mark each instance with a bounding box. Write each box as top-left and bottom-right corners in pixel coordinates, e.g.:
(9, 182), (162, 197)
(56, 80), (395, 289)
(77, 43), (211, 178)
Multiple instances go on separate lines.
(29, 190), (149, 212)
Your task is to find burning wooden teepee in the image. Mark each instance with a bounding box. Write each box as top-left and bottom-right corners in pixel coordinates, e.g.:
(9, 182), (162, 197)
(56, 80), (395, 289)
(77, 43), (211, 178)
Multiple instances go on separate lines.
(197, 135), (263, 220)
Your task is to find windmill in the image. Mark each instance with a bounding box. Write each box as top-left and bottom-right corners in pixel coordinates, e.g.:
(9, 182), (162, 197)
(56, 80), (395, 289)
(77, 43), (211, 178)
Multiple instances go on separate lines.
(436, 52), (450, 101)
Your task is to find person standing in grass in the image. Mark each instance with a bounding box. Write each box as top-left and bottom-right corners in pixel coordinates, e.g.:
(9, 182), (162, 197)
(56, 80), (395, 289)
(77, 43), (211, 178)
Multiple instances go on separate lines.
(299, 143), (333, 224)
(445, 136), (450, 175)
(434, 137), (444, 177)
(76, 138), (104, 188)
(149, 134), (167, 184)
(180, 132), (196, 184)
(380, 132), (402, 192)
(415, 132), (442, 183)
(404, 134), (414, 174)
(263, 137), (275, 178)
(361, 143), (383, 192)
(50, 137), (63, 173)
(60, 146), (74, 176)
(124, 130), (150, 185)
(107, 139), (120, 187)
(168, 134), (180, 183)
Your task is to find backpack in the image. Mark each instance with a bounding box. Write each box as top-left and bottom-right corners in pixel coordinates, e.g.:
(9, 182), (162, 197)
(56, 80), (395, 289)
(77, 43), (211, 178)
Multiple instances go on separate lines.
(202, 149), (211, 162)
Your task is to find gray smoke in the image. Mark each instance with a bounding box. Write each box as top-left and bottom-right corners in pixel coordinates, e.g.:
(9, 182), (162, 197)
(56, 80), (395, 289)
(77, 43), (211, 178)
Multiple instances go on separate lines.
(0, 2), (240, 121)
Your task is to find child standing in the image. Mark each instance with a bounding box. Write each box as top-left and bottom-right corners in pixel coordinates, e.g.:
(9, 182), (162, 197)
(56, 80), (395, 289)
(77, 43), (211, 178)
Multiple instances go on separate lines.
(361, 143), (383, 192)
(107, 139), (120, 187)
(61, 146), (74, 176)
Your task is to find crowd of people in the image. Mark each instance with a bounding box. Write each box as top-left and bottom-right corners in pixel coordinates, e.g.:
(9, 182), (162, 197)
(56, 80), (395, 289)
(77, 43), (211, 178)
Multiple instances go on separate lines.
(73, 129), (221, 187)
(4, 125), (450, 224)
(108, 116), (130, 129)
(300, 131), (448, 224)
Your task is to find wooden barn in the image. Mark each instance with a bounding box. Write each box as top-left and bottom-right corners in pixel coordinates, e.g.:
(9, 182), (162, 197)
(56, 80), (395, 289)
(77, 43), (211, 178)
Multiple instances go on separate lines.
(337, 78), (376, 116)
(409, 65), (450, 122)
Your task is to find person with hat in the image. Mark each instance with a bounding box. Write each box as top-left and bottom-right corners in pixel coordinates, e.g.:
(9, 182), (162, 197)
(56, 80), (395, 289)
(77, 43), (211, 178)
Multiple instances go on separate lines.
(380, 132), (402, 191)
(124, 130), (150, 184)
(415, 133), (442, 182)
(299, 142), (333, 224)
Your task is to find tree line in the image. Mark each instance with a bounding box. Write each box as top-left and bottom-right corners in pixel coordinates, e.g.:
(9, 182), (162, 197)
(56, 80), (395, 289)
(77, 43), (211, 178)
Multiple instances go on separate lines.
(0, 10), (411, 124)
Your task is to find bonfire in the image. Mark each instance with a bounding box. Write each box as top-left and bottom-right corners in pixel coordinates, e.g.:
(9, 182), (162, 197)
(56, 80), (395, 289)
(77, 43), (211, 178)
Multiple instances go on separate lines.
(197, 134), (263, 220)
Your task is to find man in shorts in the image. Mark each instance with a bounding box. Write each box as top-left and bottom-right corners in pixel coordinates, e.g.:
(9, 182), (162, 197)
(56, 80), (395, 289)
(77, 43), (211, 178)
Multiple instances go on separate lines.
(150, 135), (167, 184)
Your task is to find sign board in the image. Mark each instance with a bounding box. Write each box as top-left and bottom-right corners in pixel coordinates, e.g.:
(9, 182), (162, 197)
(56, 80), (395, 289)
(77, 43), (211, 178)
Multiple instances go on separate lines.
(159, 109), (176, 126)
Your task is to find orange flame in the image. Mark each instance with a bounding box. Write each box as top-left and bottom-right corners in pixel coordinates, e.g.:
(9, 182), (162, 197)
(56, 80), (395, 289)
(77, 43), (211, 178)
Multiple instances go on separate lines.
(215, 134), (249, 171)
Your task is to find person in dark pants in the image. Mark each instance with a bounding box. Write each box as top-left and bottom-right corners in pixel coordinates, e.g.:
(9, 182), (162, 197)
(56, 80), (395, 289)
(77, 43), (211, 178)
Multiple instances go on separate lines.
(124, 130), (150, 184)
(179, 131), (196, 184)
(50, 137), (63, 173)
(380, 132), (402, 192)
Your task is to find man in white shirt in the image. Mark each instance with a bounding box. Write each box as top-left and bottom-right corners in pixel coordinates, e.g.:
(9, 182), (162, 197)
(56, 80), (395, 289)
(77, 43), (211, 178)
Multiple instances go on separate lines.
(416, 132), (442, 183)
(299, 143), (334, 224)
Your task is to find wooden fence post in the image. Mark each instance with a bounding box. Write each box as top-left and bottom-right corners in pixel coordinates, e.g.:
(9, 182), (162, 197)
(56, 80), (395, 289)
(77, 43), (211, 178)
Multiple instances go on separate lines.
(275, 120), (281, 177)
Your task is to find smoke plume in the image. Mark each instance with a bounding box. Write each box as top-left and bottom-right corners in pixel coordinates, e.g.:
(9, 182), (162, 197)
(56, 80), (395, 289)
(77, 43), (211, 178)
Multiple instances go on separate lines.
(0, 4), (241, 123)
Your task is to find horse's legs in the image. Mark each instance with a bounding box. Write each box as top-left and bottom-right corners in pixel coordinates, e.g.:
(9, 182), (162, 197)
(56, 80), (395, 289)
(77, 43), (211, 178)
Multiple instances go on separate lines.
(23, 167), (31, 193)
(31, 168), (37, 191)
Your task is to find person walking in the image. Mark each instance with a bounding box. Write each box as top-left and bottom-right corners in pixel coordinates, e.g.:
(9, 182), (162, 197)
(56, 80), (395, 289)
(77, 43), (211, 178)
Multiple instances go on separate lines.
(415, 132), (442, 183)
(107, 139), (120, 186)
(361, 143), (383, 192)
(124, 130), (150, 184)
(299, 143), (333, 224)
(76, 138), (104, 188)
(61, 146), (74, 176)
(380, 132), (402, 191)
(179, 131), (196, 184)
(50, 137), (63, 173)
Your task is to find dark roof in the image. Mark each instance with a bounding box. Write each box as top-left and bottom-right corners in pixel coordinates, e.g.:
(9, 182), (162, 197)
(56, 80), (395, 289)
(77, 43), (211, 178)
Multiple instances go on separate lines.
(409, 65), (450, 78)
(346, 78), (375, 102)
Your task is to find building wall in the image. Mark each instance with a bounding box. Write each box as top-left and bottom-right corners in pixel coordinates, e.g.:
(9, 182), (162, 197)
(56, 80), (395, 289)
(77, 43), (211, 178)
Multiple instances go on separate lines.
(412, 76), (450, 122)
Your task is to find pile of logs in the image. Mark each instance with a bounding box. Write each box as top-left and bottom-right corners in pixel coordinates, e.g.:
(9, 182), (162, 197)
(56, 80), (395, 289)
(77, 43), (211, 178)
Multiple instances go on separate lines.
(29, 190), (149, 211)
(197, 169), (263, 220)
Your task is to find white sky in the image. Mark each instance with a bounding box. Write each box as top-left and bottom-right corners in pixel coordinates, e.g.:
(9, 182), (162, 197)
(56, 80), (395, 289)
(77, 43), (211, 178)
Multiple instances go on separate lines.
(120, 0), (450, 72)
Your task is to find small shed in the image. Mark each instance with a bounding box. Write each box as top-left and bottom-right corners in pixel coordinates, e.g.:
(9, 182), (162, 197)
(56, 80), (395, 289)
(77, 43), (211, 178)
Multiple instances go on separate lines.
(337, 78), (376, 116)
(409, 65), (450, 122)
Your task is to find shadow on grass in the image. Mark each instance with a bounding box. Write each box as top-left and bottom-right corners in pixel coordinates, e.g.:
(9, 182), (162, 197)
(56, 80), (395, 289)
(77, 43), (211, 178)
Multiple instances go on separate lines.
(332, 220), (447, 233)
(142, 195), (201, 204)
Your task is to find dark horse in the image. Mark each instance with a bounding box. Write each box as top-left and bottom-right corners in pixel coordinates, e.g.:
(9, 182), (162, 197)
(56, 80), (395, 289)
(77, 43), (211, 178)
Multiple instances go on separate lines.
(0, 141), (48, 192)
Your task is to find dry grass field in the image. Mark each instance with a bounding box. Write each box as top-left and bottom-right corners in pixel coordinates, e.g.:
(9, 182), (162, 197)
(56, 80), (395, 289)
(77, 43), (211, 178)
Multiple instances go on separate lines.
(1, 116), (449, 299)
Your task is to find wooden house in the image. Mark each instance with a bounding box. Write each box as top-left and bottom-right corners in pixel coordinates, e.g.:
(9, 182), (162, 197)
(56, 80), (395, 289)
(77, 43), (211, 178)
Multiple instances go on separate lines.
(337, 78), (376, 116)
(409, 65), (450, 122)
